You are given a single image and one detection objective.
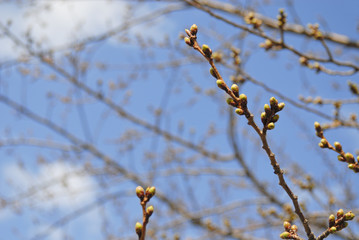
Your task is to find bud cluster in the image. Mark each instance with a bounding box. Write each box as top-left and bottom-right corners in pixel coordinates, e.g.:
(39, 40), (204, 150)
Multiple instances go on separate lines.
(314, 122), (359, 173)
(326, 209), (355, 235)
(184, 24), (198, 47)
(244, 12), (262, 29)
(277, 9), (287, 29)
(260, 97), (285, 130)
(135, 186), (156, 239)
(308, 23), (323, 40)
(279, 221), (298, 239)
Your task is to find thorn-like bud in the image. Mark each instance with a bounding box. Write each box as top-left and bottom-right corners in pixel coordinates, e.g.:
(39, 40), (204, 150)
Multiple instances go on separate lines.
(277, 102), (285, 111)
(235, 108), (244, 115)
(226, 98), (237, 107)
(184, 37), (193, 47)
(231, 84), (239, 97)
(135, 222), (143, 237)
(210, 67), (218, 79)
(146, 186), (156, 199)
(329, 226), (337, 233)
(146, 205), (154, 217)
(272, 114), (279, 123)
(283, 221), (291, 231)
(279, 232), (291, 239)
(345, 153), (355, 163)
(267, 122), (275, 130)
(344, 211), (355, 221)
(216, 79), (226, 90)
(202, 44), (212, 57)
(337, 209), (344, 219)
(290, 225), (298, 233)
(328, 214), (335, 227)
(239, 94), (247, 107)
(136, 186), (145, 199)
(190, 24), (198, 35)
(334, 142), (342, 152)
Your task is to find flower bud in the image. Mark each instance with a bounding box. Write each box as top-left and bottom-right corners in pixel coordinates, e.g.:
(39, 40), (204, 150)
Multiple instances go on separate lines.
(146, 186), (156, 199)
(337, 209), (344, 218)
(136, 186), (145, 199)
(277, 102), (285, 111)
(190, 24), (198, 35)
(184, 37), (193, 47)
(261, 112), (267, 124)
(264, 104), (271, 115)
(344, 211), (355, 221)
(314, 121), (321, 132)
(334, 142), (342, 152)
(267, 122), (275, 130)
(146, 205), (154, 217)
(329, 226), (337, 233)
(135, 222), (143, 236)
(328, 214), (335, 227)
(348, 163), (355, 170)
(290, 225), (298, 233)
(226, 98), (237, 107)
(216, 79), (226, 90)
(231, 84), (239, 97)
(269, 97), (278, 109)
(283, 221), (291, 231)
(279, 232), (290, 239)
(202, 44), (212, 57)
(210, 67), (217, 78)
(235, 108), (244, 115)
(272, 114), (279, 123)
(185, 29), (191, 37)
(345, 153), (355, 163)
(320, 138), (328, 148)
(239, 94), (247, 107)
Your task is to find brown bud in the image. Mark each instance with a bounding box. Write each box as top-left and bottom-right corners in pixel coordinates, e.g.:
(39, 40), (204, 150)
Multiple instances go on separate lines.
(135, 222), (143, 237)
(283, 221), (291, 231)
(146, 205), (154, 217)
(202, 44), (212, 57)
(239, 94), (247, 107)
(334, 142), (342, 152)
(267, 122), (275, 130)
(272, 114), (279, 123)
(146, 186), (156, 199)
(345, 153), (355, 163)
(190, 24), (198, 35)
(226, 98), (237, 107)
(280, 232), (291, 239)
(235, 108), (244, 115)
(216, 79), (226, 90)
(337, 209), (344, 219)
(184, 37), (193, 47)
(210, 67), (218, 78)
(231, 84), (239, 97)
(328, 214), (335, 227)
(136, 186), (145, 199)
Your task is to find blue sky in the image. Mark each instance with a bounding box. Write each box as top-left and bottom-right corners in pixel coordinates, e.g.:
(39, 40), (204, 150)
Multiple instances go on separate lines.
(0, 0), (358, 239)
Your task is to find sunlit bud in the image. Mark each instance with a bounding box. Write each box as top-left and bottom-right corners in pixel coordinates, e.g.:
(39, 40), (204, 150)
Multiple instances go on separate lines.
(345, 153), (355, 163)
(344, 211), (355, 221)
(146, 186), (156, 198)
(277, 102), (285, 111)
(261, 112), (267, 123)
(328, 214), (335, 227)
(184, 37), (193, 47)
(231, 84), (239, 97)
(135, 222), (143, 237)
(290, 225), (298, 233)
(314, 122), (321, 132)
(202, 44), (212, 57)
(190, 24), (198, 35)
(270, 97), (278, 109)
(348, 163), (355, 170)
(216, 80), (226, 90)
(136, 186), (145, 199)
(348, 81), (359, 95)
(299, 56), (308, 65)
(272, 114), (279, 123)
(210, 67), (217, 78)
(279, 232), (291, 239)
(320, 138), (328, 148)
(334, 142), (342, 152)
(264, 104), (271, 114)
(235, 108), (244, 115)
(283, 221), (291, 231)
(318, 142), (324, 148)
(329, 227), (337, 233)
(239, 94), (247, 106)
(146, 205), (154, 217)
(226, 98), (237, 107)
(267, 122), (275, 130)
(337, 155), (345, 162)
(337, 209), (344, 218)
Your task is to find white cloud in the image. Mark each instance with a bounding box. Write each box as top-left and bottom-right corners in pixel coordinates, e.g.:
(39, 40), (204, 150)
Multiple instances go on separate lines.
(0, 0), (174, 60)
(3, 161), (97, 210)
